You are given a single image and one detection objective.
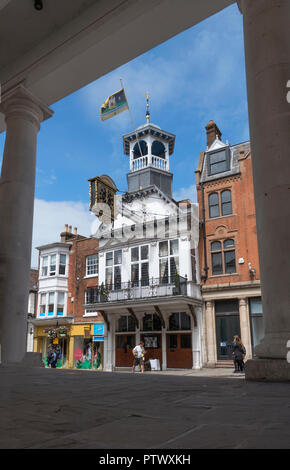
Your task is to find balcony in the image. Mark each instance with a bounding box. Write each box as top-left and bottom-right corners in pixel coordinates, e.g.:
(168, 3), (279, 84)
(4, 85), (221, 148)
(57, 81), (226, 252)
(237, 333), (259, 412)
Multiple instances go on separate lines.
(85, 276), (189, 305)
(131, 155), (169, 172)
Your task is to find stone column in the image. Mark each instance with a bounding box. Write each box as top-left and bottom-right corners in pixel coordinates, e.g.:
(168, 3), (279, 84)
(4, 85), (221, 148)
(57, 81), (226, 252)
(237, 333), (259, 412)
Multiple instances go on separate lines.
(239, 0), (290, 380)
(68, 335), (75, 369)
(239, 298), (252, 360)
(162, 327), (167, 370)
(0, 85), (53, 363)
(205, 300), (216, 366)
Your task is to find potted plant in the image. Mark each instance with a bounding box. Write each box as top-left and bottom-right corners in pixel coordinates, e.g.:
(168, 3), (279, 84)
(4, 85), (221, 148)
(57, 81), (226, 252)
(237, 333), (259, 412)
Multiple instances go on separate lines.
(58, 326), (68, 337)
(99, 282), (109, 301)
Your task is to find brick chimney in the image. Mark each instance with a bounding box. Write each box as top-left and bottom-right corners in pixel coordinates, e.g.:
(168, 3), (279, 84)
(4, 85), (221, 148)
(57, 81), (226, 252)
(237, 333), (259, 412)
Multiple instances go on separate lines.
(205, 120), (222, 148)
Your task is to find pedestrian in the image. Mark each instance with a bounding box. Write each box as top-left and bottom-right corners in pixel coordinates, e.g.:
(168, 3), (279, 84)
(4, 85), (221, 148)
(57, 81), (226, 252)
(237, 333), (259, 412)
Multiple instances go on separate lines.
(132, 341), (146, 373)
(48, 348), (57, 369)
(231, 335), (246, 373)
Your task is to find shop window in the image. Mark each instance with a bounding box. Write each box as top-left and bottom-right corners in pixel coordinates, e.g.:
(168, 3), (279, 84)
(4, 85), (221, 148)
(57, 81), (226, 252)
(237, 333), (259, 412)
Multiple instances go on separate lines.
(169, 312), (191, 331)
(86, 254), (98, 276)
(143, 334), (161, 348)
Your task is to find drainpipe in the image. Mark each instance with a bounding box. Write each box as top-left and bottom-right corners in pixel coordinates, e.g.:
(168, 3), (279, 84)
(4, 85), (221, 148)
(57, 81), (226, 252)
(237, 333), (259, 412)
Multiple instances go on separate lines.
(200, 183), (208, 282)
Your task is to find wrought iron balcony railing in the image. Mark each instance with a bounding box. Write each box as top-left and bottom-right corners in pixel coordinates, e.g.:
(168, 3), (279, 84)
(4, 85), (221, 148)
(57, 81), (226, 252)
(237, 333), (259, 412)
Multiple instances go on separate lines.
(85, 276), (188, 304)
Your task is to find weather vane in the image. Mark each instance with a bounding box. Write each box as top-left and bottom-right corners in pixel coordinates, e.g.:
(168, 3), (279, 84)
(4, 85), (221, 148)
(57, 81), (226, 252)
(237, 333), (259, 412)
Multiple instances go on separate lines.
(144, 91), (150, 123)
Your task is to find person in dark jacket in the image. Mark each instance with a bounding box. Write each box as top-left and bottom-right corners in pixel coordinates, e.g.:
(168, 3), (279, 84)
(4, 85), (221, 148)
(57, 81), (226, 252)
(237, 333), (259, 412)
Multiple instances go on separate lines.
(48, 348), (57, 368)
(231, 335), (246, 373)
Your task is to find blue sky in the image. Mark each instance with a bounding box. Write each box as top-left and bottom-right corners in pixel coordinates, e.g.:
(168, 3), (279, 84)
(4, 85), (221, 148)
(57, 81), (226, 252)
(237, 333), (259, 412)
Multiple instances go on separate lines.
(0, 3), (249, 267)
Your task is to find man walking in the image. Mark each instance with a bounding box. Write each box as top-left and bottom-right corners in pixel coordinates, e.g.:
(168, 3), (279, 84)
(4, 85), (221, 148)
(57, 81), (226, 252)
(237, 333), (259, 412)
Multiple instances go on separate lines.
(132, 341), (146, 373)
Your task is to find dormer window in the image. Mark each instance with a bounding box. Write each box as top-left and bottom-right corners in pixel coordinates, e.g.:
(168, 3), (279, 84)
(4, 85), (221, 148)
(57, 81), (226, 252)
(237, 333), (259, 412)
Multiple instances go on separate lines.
(207, 147), (230, 176)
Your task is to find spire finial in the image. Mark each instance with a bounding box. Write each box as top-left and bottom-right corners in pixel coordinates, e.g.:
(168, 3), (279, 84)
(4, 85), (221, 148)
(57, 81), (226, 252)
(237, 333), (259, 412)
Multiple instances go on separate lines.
(145, 91), (150, 123)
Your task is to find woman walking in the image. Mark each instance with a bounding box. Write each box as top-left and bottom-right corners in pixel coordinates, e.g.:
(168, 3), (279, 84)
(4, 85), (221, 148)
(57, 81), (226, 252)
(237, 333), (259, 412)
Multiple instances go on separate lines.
(232, 335), (246, 373)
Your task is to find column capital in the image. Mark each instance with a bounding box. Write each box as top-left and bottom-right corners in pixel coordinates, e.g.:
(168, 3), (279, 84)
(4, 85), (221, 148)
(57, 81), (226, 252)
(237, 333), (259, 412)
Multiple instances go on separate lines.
(0, 84), (53, 129)
(239, 297), (247, 307)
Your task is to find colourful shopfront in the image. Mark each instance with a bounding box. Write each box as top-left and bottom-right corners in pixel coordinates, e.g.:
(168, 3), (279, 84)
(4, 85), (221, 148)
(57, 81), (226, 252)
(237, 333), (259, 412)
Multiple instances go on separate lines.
(33, 323), (105, 370)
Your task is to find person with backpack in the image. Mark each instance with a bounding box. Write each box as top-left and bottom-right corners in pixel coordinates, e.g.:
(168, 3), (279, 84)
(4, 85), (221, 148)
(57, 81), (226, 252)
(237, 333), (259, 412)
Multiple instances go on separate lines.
(48, 348), (57, 368)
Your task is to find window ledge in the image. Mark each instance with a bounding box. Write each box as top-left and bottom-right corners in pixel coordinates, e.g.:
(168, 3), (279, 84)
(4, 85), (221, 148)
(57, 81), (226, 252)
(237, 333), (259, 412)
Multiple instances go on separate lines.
(209, 273), (239, 278)
(84, 275), (99, 279)
(207, 214), (236, 222)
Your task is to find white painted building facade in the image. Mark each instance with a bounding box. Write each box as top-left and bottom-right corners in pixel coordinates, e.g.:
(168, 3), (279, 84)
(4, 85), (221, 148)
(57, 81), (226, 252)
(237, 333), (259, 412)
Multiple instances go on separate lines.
(86, 121), (203, 371)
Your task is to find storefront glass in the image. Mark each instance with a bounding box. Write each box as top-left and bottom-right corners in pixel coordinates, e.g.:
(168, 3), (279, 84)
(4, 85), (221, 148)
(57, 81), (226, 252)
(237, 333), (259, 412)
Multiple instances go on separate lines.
(73, 336), (103, 370)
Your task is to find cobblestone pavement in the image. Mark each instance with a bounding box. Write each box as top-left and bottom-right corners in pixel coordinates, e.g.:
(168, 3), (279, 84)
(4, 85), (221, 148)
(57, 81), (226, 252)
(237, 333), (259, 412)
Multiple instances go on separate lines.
(1, 365), (290, 449)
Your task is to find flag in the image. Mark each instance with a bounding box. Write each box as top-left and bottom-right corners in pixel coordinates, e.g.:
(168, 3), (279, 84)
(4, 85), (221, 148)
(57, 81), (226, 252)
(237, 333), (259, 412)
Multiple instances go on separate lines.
(100, 88), (129, 121)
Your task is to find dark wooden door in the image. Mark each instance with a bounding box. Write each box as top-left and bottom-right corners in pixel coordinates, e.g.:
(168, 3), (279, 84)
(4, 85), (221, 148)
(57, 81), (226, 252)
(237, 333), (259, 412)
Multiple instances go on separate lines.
(166, 333), (192, 368)
(115, 334), (135, 367)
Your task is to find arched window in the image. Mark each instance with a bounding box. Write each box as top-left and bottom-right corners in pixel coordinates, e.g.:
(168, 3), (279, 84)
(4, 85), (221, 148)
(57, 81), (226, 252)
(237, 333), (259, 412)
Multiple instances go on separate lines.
(221, 190), (232, 216)
(151, 140), (166, 158)
(211, 239), (236, 275)
(133, 140), (148, 158)
(209, 193), (220, 218)
(169, 312), (191, 331)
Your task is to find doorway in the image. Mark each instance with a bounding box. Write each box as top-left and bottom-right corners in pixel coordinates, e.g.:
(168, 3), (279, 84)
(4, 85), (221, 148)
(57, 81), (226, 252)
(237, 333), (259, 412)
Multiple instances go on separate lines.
(115, 334), (135, 367)
(166, 333), (192, 368)
(215, 299), (240, 361)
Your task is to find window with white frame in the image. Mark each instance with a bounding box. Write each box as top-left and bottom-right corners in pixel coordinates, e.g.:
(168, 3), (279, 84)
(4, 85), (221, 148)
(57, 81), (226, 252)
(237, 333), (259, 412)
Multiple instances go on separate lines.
(39, 293), (46, 316)
(57, 292), (65, 316)
(48, 292), (55, 316)
(41, 256), (48, 276)
(59, 254), (66, 275)
(86, 254), (99, 276)
(105, 249), (122, 290)
(49, 255), (56, 276)
(131, 245), (149, 287)
(159, 239), (179, 283)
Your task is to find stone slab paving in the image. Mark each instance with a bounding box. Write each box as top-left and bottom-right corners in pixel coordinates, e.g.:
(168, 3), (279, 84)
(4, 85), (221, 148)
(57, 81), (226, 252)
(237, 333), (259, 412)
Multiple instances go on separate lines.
(0, 365), (290, 449)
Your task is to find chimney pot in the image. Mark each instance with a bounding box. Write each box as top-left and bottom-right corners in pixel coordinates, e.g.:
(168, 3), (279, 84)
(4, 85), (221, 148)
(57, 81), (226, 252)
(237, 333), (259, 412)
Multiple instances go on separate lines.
(68, 225), (72, 233)
(73, 227), (77, 235)
(65, 224), (68, 232)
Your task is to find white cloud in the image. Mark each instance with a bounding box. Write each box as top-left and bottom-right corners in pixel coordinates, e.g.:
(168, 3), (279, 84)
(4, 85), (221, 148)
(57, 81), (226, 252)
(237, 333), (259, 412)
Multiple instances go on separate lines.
(31, 199), (99, 268)
(173, 185), (197, 203)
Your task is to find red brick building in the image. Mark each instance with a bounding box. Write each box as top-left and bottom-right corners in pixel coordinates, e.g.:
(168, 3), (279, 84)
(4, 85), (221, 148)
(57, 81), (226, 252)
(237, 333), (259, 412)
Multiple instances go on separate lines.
(195, 121), (263, 367)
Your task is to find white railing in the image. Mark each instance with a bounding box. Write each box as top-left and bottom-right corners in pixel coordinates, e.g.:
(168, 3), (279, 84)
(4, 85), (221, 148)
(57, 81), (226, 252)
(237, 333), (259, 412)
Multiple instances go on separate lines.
(131, 155), (168, 172)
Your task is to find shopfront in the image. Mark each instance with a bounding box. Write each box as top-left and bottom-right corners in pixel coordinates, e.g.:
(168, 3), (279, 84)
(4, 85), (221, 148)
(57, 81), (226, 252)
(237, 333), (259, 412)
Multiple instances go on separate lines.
(71, 323), (105, 371)
(33, 324), (70, 368)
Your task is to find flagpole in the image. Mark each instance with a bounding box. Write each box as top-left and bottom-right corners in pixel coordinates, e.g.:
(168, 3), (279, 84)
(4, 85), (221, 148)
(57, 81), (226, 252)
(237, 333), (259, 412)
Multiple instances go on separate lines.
(120, 78), (143, 158)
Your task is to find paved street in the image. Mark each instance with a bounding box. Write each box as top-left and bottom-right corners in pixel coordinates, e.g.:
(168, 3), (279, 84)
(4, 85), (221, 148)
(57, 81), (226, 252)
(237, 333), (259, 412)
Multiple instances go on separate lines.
(1, 365), (290, 449)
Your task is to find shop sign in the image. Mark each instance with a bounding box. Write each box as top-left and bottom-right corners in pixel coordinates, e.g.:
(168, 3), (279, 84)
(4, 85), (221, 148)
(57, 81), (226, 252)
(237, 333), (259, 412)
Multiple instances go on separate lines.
(93, 324), (104, 336)
(93, 336), (104, 342)
(53, 338), (59, 345)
